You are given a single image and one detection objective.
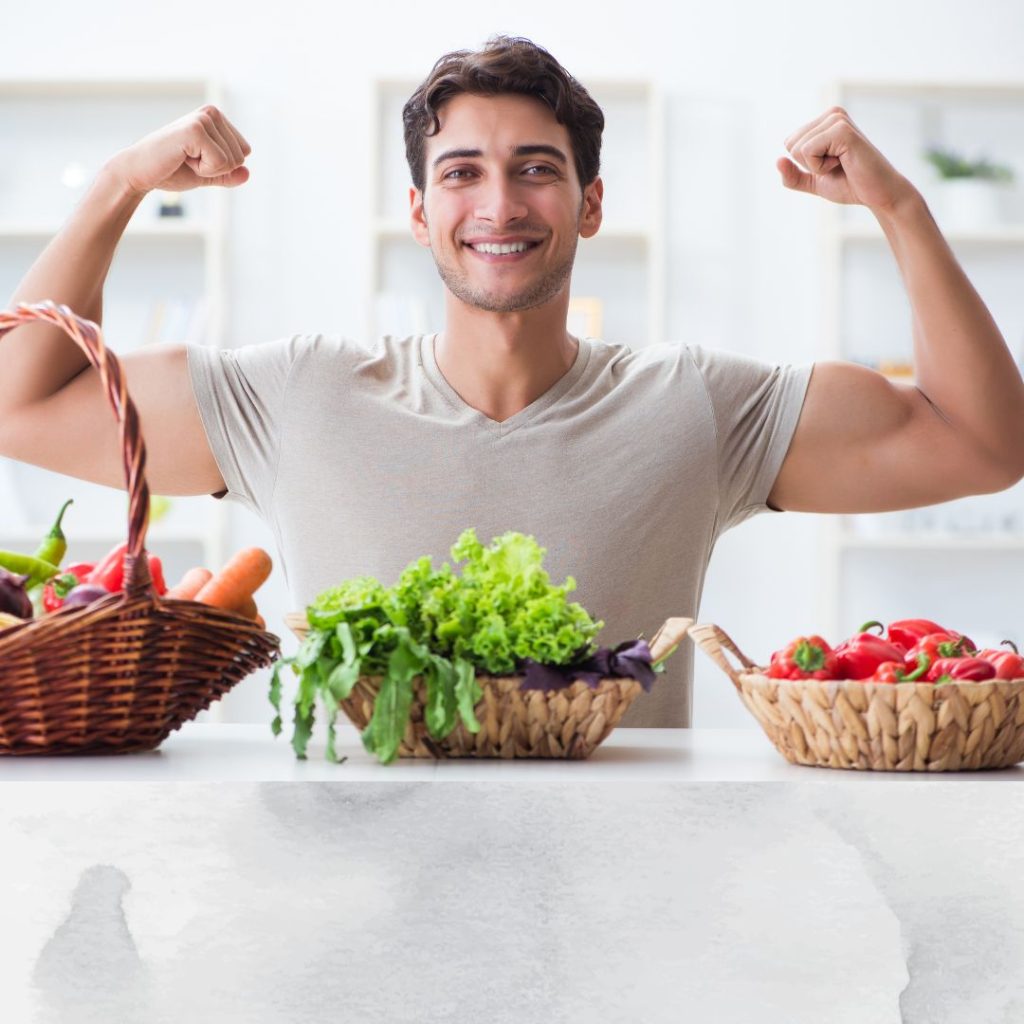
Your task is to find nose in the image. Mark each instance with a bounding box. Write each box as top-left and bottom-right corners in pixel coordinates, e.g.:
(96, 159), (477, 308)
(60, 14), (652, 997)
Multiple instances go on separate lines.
(473, 173), (529, 225)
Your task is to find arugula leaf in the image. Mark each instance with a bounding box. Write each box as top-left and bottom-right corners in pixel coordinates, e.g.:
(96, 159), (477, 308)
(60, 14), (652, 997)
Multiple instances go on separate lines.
(295, 629), (330, 670)
(268, 658), (291, 736)
(364, 668), (414, 765)
(454, 656), (482, 734)
(291, 692), (315, 760)
(326, 659), (361, 702)
(335, 621), (357, 665)
(424, 656), (458, 738)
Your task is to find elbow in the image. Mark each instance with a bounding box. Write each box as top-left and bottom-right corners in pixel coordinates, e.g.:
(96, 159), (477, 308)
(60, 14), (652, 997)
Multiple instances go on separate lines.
(965, 423), (1024, 494)
(1000, 431), (1024, 489)
(1004, 460), (1024, 491)
(977, 453), (1024, 494)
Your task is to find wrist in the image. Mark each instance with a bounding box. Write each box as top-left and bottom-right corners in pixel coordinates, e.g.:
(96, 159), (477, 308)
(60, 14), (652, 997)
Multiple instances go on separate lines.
(97, 155), (150, 204)
(871, 182), (929, 233)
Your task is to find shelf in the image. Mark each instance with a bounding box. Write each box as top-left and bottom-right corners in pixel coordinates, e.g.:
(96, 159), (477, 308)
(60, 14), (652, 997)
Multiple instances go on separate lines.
(834, 80), (1024, 101)
(0, 79), (210, 98)
(837, 222), (1024, 245)
(838, 532), (1024, 551)
(0, 221), (212, 239)
(0, 527), (217, 545)
(841, 370), (916, 385)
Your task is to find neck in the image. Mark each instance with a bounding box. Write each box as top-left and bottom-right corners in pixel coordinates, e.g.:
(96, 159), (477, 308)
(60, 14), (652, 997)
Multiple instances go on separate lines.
(435, 292), (579, 423)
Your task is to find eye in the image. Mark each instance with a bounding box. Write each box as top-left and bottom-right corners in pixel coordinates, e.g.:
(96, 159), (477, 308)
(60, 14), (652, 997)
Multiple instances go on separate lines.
(524, 165), (556, 176)
(442, 167), (475, 180)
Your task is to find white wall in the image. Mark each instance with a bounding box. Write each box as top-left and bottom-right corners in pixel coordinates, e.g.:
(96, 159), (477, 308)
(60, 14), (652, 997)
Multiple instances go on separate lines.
(5, 0), (1023, 725)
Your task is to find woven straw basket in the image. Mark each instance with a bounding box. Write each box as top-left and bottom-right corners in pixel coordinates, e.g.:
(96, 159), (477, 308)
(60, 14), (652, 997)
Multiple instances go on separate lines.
(286, 612), (693, 759)
(689, 621), (1024, 771)
(0, 301), (280, 755)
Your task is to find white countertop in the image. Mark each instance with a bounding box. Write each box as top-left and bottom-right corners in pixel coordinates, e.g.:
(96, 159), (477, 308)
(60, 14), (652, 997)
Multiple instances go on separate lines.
(1, 722), (1023, 781)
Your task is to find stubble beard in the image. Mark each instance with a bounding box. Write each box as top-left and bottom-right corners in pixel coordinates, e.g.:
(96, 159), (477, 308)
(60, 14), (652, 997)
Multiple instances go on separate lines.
(424, 209), (582, 314)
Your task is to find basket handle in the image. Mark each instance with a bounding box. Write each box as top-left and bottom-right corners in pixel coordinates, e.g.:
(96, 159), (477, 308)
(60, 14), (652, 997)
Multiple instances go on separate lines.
(647, 616), (694, 665)
(687, 622), (760, 692)
(0, 301), (154, 597)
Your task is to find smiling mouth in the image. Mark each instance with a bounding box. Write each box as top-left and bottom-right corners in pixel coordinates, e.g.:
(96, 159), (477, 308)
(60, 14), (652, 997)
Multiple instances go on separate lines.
(464, 240), (543, 260)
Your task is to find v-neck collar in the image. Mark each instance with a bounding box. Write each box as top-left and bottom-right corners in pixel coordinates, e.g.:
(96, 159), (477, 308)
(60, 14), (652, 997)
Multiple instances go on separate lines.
(419, 331), (592, 438)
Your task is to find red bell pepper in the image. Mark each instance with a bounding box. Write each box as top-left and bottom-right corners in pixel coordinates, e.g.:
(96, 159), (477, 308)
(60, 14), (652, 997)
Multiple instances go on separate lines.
(834, 623), (907, 679)
(41, 562), (95, 613)
(766, 635), (840, 680)
(882, 618), (947, 649)
(87, 542), (129, 592)
(974, 643), (1024, 681)
(870, 653), (930, 683)
(85, 543), (166, 595)
(927, 657), (997, 683)
(864, 618), (976, 655)
(884, 618), (975, 655)
(42, 573), (80, 612)
(905, 631), (975, 670)
(148, 554), (168, 596)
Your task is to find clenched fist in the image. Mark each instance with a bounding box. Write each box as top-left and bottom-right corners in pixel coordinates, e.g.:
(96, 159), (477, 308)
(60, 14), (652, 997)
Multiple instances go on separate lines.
(777, 107), (917, 214)
(108, 105), (252, 196)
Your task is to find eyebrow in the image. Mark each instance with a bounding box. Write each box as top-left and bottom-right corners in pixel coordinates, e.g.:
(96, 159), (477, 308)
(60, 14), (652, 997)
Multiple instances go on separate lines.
(432, 144), (569, 170)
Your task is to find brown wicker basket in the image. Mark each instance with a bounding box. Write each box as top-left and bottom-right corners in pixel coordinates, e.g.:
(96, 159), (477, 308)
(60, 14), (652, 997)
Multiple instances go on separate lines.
(0, 301), (280, 755)
(689, 621), (1024, 771)
(285, 612), (693, 759)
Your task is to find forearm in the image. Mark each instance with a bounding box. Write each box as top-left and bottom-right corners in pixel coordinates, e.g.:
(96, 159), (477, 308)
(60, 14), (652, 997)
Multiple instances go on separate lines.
(876, 190), (1024, 478)
(3, 161), (145, 413)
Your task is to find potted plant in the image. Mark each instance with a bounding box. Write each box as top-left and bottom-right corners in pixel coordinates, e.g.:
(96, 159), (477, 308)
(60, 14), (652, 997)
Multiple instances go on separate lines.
(922, 145), (1016, 230)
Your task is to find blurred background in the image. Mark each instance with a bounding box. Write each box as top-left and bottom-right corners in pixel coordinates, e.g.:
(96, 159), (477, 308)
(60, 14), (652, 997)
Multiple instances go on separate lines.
(1, 0), (1022, 726)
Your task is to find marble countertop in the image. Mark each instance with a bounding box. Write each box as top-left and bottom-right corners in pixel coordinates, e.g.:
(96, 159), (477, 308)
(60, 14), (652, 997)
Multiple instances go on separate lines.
(2, 723), (1023, 781)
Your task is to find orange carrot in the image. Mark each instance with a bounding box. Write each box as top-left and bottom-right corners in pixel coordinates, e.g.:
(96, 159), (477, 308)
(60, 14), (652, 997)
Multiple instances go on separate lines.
(165, 567), (213, 600)
(195, 547), (272, 610)
(232, 594), (259, 620)
(255, 614), (266, 630)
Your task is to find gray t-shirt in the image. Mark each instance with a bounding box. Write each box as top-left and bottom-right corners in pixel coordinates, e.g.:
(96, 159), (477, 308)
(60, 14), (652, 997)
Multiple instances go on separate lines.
(187, 333), (812, 727)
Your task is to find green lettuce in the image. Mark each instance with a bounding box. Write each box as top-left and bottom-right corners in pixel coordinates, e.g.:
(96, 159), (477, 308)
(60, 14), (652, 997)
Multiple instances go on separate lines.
(269, 528), (604, 764)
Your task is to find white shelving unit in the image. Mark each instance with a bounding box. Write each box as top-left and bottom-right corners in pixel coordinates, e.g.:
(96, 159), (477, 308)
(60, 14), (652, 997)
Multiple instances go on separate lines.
(0, 78), (230, 594)
(366, 78), (666, 347)
(818, 80), (1024, 645)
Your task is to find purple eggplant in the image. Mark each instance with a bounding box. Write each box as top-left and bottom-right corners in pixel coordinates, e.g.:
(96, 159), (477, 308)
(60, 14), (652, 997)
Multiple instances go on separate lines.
(62, 583), (111, 610)
(0, 568), (33, 619)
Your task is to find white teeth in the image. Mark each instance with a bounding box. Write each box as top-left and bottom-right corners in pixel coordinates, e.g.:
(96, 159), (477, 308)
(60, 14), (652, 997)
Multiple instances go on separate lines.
(470, 241), (533, 254)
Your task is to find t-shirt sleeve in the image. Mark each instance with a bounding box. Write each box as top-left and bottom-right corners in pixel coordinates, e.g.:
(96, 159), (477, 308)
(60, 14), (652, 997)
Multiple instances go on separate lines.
(687, 343), (813, 535)
(186, 335), (307, 518)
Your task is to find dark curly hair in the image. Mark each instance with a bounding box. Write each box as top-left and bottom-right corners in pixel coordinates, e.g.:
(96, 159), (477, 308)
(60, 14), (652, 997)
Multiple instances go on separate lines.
(402, 35), (605, 194)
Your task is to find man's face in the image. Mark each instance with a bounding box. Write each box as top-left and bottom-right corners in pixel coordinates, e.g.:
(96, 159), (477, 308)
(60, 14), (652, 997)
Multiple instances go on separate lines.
(410, 92), (602, 315)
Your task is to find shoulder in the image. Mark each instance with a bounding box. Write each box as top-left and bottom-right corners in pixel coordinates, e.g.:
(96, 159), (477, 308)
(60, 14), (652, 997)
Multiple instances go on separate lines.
(584, 338), (700, 390)
(682, 342), (810, 397)
(587, 337), (691, 370)
(276, 332), (422, 379)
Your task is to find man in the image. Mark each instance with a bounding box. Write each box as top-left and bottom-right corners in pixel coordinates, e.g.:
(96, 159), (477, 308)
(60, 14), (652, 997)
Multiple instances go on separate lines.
(2, 35), (1022, 727)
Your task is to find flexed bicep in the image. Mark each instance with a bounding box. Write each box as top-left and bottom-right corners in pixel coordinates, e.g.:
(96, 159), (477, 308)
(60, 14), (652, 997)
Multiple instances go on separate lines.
(767, 361), (1013, 514)
(0, 342), (225, 498)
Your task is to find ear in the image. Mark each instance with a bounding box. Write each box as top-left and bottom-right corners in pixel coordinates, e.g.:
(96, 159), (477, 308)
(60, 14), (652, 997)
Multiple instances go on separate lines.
(578, 176), (603, 239)
(409, 185), (430, 247)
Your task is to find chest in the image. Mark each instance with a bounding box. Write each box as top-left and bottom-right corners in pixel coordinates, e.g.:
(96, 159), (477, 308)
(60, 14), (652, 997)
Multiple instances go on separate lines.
(275, 408), (714, 603)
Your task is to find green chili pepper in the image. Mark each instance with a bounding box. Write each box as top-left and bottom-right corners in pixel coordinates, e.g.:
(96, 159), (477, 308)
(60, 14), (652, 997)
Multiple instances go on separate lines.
(32, 498), (73, 568)
(0, 551), (60, 589)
